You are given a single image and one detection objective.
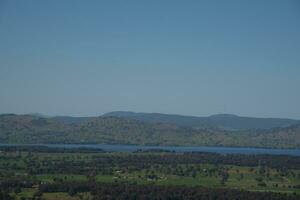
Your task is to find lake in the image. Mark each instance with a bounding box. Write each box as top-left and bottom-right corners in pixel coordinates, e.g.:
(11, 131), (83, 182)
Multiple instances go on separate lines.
(1, 144), (300, 156)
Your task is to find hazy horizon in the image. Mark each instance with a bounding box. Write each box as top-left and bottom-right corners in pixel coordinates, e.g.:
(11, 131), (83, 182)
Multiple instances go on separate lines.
(1, 0), (300, 119)
(1, 111), (300, 121)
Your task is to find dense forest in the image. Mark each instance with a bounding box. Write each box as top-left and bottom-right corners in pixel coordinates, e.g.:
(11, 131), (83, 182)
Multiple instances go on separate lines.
(0, 114), (300, 148)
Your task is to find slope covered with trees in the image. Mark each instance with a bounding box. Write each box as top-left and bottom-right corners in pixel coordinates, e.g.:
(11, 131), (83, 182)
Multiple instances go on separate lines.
(0, 114), (299, 148)
(103, 111), (300, 130)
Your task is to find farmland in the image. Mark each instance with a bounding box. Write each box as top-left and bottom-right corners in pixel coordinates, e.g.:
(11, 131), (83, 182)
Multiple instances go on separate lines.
(0, 147), (300, 199)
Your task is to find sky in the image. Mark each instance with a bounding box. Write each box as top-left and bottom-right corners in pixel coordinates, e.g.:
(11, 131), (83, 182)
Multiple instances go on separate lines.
(0, 0), (300, 119)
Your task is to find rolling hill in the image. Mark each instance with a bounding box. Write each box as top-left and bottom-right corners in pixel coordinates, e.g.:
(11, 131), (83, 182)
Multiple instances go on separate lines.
(0, 113), (299, 148)
(103, 111), (300, 130)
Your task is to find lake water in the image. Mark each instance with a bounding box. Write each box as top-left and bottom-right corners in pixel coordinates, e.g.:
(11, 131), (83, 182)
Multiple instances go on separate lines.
(1, 144), (300, 156)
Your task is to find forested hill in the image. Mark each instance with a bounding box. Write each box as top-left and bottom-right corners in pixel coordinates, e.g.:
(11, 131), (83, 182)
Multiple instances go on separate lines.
(103, 111), (300, 130)
(0, 114), (299, 148)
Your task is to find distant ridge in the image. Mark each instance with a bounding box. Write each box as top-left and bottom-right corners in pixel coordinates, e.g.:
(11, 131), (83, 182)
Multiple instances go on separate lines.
(0, 113), (300, 148)
(103, 111), (300, 131)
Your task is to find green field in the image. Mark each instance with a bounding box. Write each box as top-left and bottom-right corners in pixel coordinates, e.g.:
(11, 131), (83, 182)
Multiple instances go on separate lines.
(1, 150), (300, 199)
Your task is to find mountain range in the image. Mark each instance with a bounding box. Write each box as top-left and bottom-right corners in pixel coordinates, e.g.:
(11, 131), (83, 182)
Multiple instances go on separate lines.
(0, 112), (299, 149)
(103, 111), (300, 130)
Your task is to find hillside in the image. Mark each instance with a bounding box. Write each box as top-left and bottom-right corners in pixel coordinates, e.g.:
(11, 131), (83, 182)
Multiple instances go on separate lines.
(0, 114), (299, 148)
(103, 111), (300, 130)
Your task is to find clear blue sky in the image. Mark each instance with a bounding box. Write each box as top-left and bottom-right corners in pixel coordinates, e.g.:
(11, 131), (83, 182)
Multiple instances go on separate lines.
(0, 0), (300, 119)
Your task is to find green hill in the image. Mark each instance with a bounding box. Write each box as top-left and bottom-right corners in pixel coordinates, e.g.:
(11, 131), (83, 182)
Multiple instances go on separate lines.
(103, 111), (300, 130)
(0, 114), (299, 148)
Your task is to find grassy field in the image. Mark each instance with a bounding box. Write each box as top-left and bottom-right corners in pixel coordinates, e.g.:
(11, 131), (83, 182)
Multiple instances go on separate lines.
(19, 164), (299, 194)
(11, 169), (300, 200)
(1, 151), (300, 199)
(12, 190), (92, 200)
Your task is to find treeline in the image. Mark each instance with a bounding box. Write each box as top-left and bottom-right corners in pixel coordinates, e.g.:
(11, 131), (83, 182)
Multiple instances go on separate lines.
(39, 182), (300, 200)
(2, 146), (300, 169)
(89, 152), (300, 171)
(1, 151), (300, 176)
(0, 145), (104, 153)
(111, 152), (300, 169)
(2, 178), (299, 200)
(0, 177), (34, 189)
